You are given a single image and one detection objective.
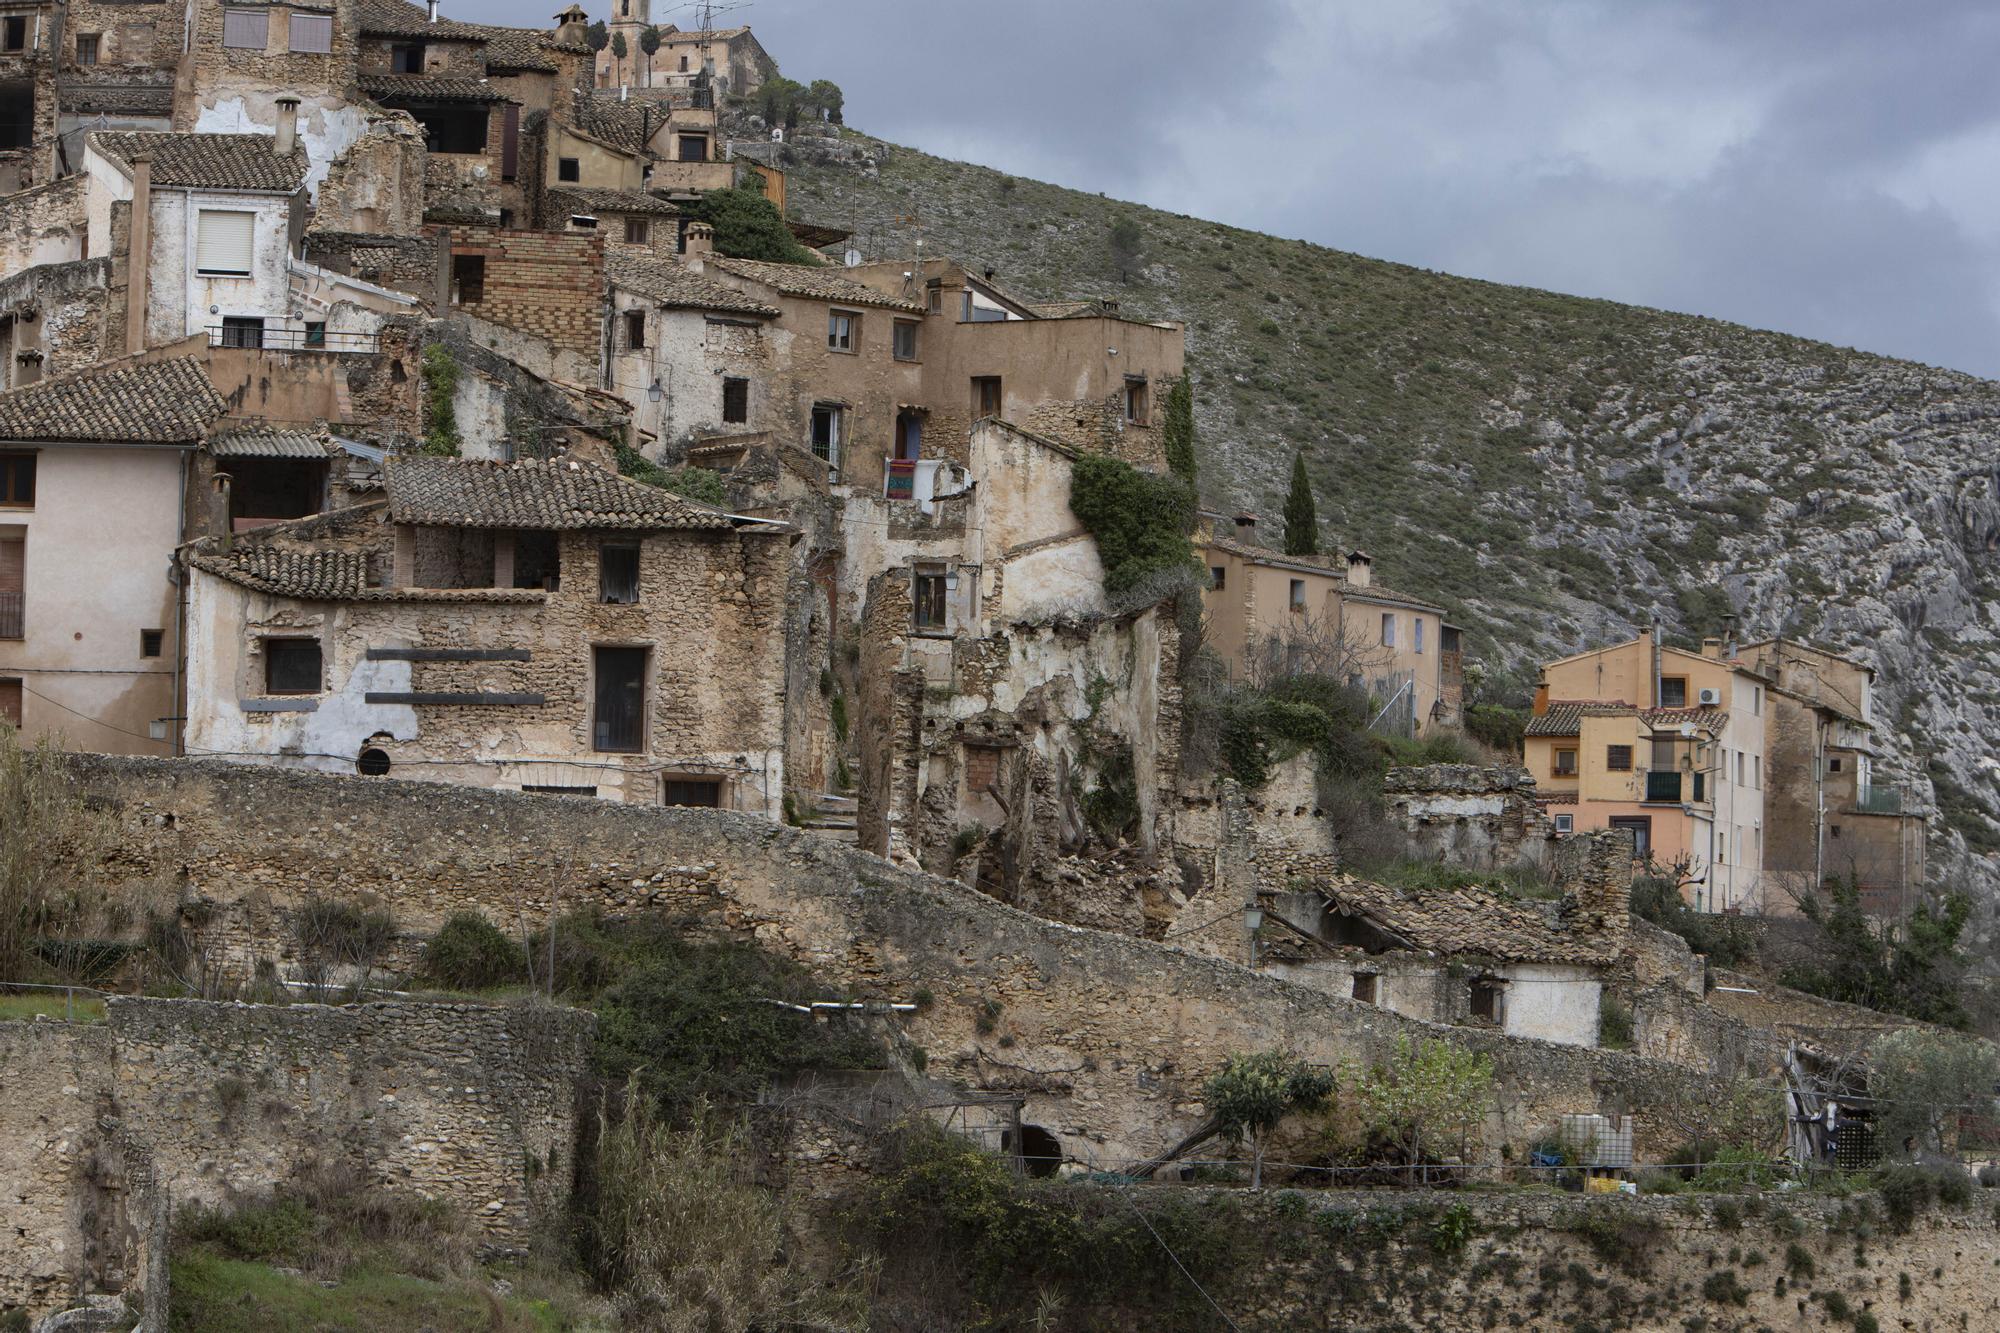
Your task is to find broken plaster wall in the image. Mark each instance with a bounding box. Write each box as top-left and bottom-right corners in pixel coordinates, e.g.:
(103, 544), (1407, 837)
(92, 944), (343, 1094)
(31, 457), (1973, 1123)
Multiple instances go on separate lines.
(1382, 762), (1557, 871)
(0, 257), (110, 388)
(0, 174), (85, 277)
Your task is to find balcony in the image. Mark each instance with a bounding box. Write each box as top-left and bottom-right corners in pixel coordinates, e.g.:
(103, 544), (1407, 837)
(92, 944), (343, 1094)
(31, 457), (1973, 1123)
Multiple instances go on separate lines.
(1854, 785), (1905, 816)
(207, 326), (381, 353)
(0, 589), (20, 639)
(1643, 770), (1683, 804)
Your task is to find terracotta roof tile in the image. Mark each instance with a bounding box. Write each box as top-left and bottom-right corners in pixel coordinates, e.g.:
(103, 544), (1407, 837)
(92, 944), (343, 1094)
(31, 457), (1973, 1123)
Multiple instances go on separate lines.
(355, 0), (489, 39)
(572, 94), (655, 152)
(386, 456), (739, 530)
(1323, 874), (1622, 966)
(548, 186), (682, 217)
(90, 131), (308, 192)
(360, 73), (510, 104)
(209, 427), (333, 459)
(708, 256), (924, 311)
(0, 357), (224, 445)
(608, 252), (779, 316)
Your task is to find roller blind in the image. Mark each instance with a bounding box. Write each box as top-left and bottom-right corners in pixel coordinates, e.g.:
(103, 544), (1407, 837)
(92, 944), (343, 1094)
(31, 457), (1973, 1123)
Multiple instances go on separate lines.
(288, 12), (332, 53)
(195, 210), (255, 275)
(220, 8), (267, 49)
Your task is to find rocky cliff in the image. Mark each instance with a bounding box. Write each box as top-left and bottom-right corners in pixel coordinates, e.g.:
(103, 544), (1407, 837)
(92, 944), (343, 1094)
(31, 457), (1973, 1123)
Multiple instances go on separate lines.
(773, 121), (2000, 960)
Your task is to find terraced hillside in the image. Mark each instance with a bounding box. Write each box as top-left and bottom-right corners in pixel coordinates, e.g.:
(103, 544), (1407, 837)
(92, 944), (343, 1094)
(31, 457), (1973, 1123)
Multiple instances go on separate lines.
(777, 121), (2000, 947)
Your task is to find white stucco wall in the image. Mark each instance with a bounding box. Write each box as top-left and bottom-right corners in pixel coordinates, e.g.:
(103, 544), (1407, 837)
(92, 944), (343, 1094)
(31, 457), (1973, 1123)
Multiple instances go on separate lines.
(146, 188), (296, 346)
(193, 97), (368, 200)
(1502, 964), (1602, 1048)
(609, 293), (773, 455)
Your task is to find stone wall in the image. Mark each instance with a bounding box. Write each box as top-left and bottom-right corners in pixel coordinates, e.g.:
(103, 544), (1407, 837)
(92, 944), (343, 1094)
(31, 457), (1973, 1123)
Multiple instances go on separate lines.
(0, 173), (86, 277)
(444, 224), (604, 356)
(1383, 762), (1557, 870)
(70, 757), (1750, 1175)
(0, 995), (592, 1321)
(0, 256), (110, 387)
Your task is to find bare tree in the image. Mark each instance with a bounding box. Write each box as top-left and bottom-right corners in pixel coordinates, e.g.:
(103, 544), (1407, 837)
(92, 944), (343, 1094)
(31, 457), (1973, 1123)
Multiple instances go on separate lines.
(1244, 607), (1390, 692)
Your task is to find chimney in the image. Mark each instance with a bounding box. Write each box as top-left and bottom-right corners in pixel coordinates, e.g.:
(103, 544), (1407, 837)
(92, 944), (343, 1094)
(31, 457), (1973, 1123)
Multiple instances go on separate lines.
(273, 96), (300, 158)
(1233, 512), (1256, 538)
(1346, 549), (1372, 588)
(1647, 614), (1663, 708)
(683, 220), (713, 260)
(211, 473), (234, 551)
(554, 5), (589, 43)
(427, 0), (439, 21)
(125, 152), (153, 356)
(1701, 636), (1723, 661)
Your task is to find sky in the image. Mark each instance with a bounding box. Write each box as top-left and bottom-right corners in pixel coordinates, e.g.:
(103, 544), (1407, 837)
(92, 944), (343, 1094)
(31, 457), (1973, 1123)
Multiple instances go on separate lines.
(485, 0), (2000, 378)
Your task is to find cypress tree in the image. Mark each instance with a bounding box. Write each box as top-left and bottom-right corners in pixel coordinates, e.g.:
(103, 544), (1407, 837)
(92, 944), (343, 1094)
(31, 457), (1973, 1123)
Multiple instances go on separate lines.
(1282, 452), (1318, 556)
(1162, 373), (1196, 483)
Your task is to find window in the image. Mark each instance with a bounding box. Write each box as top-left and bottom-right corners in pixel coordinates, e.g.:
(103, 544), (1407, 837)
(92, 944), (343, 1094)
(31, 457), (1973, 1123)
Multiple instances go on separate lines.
(1351, 973), (1378, 1005)
(0, 677), (18, 727)
(1736, 751), (1746, 785)
(75, 33), (99, 65)
(1288, 578), (1306, 612)
(1553, 813), (1575, 834)
(663, 777), (722, 807)
(892, 319), (919, 361)
(592, 646), (648, 752)
(809, 403), (843, 466)
(451, 254), (485, 304)
(1753, 686), (1762, 716)
(288, 12), (332, 53)
(1554, 749), (1577, 776)
(1658, 676), (1687, 707)
(0, 16), (25, 51)
(1608, 815), (1651, 857)
(263, 638), (321, 695)
(677, 134), (708, 162)
(623, 216), (650, 245)
(1209, 566), (1225, 591)
(927, 281), (942, 313)
(0, 536), (21, 639)
(140, 629), (163, 658)
(0, 453), (33, 507)
(195, 210), (255, 276)
(913, 566), (948, 631)
(1716, 831), (1727, 864)
(721, 377), (749, 424)
(523, 783), (597, 796)
(1124, 377), (1148, 423)
(391, 41), (425, 72)
(218, 317), (265, 349)
(294, 321), (325, 349)
(568, 214), (598, 231)
(971, 375), (1001, 417)
(678, 54), (688, 71)
(827, 309), (857, 352)
(221, 8), (267, 50)
(513, 530), (559, 590)
(1468, 977), (1505, 1024)
(1413, 619), (1425, 655)
(1606, 744), (1633, 771)
(418, 105), (488, 154)
(599, 542), (641, 604)
(623, 308), (646, 350)
(1380, 613), (1396, 647)
(1831, 823), (1843, 840)
(1829, 756), (1842, 773)
(557, 156), (580, 182)
(1752, 755), (1760, 789)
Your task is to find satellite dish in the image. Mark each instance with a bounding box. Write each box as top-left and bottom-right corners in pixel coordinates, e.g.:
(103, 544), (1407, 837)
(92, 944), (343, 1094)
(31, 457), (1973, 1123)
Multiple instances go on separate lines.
(842, 247), (862, 267)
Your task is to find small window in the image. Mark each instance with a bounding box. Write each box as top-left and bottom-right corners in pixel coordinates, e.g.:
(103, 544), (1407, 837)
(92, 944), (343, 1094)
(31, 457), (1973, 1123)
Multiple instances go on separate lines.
(892, 319), (919, 361)
(1752, 755), (1760, 788)
(599, 542), (641, 604)
(391, 41), (425, 72)
(677, 134), (708, 162)
(299, 321), (327, 348)
(1553, 813), (1574, 833)
(558, 156), (580, 182)
(523, 783), (597, 796)
(1351, 973), (1377, 1005)
(592, 645), (648, 753)
(288, 12), (332, 53)
(1829, 756), (1842, 773)
(964, 745), (1001, 792)
(221, 8), (268, 50)
(0, 453), (34, 507)
(827, 310), (857, 352)
(1468, 977), (1505, 1024)
(568, 214), (598, 231)
(926, 281), (942, 313)
(1553, 749), (1577, 776)
(1124, 378), (1148, 423)
(139, 628), (164, 658)
(722, 377), (749, 424)
(1831, 824), (1842, 839)
(678, 54), (688, 71)
(623, 216), (650, 245)
(1413, 618), (1425, 655)
(0, 677), (20, 727)
(913, 566), (949, 631)
(451, 254), (485, 305)
(1606, 744), (1633, 772)
(357, 748), (392, 777)
(1380, 612), (1395, 647)
(196, 210), (255, 275)
(75, 33), (99, 65)
(1289, 578), (1306, 612)
(1658, 676), (1688, 707)
(0, 15), (25, 51)
(1209, 566), (1225, 591)
(663, 777), (722, 807)
(264, 638), (321, 695)
(809, 403), (843, 465)
(219, 317), (265, 349)
(971, 375), (1001, 416)
(1717, 831), (1728, 864)
(624, 308), (646, 350)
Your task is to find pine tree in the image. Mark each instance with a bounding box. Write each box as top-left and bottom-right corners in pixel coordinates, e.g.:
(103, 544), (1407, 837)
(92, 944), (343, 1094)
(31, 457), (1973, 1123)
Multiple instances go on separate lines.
(1282, 452), (1318, 556)
(1162, 373), (1196, 483)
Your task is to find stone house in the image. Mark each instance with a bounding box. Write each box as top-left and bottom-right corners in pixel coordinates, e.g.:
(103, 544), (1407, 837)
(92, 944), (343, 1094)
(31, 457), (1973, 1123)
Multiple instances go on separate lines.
(0, 0), (60, 194)
(180, 0), (368, 196)
(354, 0), (520, 220)
(1738, 637), (1927, 917)
(180, 455), (794, 810)
(1528, 630), (1770, 913)
(594, 3), (774, 101)
(558, 89), (732, 213)
(0, 354), (226, 752)
(1197, 513), (1462, 733)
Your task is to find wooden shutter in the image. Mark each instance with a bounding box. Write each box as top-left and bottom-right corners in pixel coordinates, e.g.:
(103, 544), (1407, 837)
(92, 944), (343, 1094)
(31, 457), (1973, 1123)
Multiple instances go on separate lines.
(0, 679), (19, 727)
(195, 210), (255, 275)
(221, 8), (267, 49)
(0, 539), (22, 592)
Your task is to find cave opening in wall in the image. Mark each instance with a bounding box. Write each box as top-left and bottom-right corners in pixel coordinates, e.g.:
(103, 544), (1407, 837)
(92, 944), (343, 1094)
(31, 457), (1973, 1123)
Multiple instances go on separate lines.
(1002, 1123), (1064, 1178)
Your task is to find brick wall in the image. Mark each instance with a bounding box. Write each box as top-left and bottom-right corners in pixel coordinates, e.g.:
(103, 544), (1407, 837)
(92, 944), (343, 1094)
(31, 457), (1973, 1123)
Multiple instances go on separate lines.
(445, 224), (603, 355)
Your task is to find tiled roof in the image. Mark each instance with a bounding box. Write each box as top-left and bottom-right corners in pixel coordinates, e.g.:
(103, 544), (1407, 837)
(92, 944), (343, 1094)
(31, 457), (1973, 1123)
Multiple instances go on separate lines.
(474, 26), (560, 71)
(360, 73), (509, 104)
(607, 253), (779, 316)
(657, 26), (752, 42)
(355, 0), (489, 39)
(548, 187), (681, 217)
(90, 131), (308, 192)
(64, 83), (174, 117)
(1030, 299), (1111, 319)
(1324, 875), (1623, 966)
(1640, 705), (1728, 732)
(192, 546), (373, 599)
(0, 357), (224, 445)
(1525, 700), (1728, 737)
(386, 457), (739, 531)
(708, 256), (924, 312)
(1338, 580), (1445, 614)
(1524, 702), (1590, 738)
(209, 427), (332, 459)
(572, 94), (655, 152)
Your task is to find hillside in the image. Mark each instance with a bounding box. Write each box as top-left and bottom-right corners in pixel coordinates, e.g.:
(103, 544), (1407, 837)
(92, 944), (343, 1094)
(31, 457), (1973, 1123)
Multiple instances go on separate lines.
(776, 122), (2000, 948)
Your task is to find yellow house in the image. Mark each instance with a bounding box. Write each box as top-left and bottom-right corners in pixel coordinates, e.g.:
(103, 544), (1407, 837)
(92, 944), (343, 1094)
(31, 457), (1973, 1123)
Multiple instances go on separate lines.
(1197, 514), (1461, 732)
(1526, 630), (1769, 912)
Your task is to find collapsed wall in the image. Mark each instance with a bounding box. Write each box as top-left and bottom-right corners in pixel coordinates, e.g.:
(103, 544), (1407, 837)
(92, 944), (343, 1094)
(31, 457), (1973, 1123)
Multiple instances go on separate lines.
(0, 996), (591, 1320)
(1382, 762), (1557, 870)
(71, 757), (1750, 1175)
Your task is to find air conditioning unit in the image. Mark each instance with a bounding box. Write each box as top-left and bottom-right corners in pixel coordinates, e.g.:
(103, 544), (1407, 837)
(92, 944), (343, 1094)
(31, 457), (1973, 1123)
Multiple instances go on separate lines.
(1697, 688), (1722, 706)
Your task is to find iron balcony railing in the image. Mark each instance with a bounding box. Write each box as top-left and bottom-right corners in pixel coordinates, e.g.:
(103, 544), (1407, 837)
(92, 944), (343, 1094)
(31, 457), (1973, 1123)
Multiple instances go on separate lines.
(0, 589), (20, 640)
(207, 326), (381, 353)
(1644, 770), (1683, 803)
(1854, 785), (1905, 816)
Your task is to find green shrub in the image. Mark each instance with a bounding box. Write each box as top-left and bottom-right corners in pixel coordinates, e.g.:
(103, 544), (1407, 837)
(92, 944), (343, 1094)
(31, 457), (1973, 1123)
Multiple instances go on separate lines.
(685, 186), (820, 263)
(1854, 1314), (1880, 1333)
(418, 912), (524, 991)
(1701, 1269), (1748, 1305)
(1784, 1241), (1815, 1280)
(180, 1197), (314, 1262)
(1598, 995), (1634, 1051)
(1067, 452), (1200, 604)
(419, 345), (461, 456)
